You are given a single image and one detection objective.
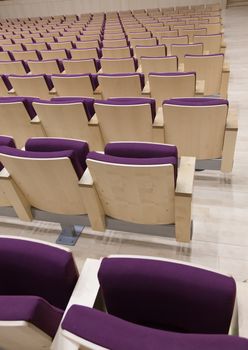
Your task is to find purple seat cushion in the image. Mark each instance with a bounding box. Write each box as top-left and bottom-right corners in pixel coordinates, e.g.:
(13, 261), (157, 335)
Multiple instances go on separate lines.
(51, 97), (95, 120)
(98, 257), (236, 334)
(1, 75), (13, 90)
(25, 138), (89, 178)
(0, 96), (40, 119)
(0, 237), (78, 310)
(98, 73), (145, 89)
(51, 73), (99, 89)
(163, 97), (228, 106)
(62, 305), (248, 350)
(0, 295), (63, 338)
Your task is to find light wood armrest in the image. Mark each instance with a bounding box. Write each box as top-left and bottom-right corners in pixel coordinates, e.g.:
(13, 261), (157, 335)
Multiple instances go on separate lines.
(178, 63), (184, 72)
(79, 168), (93, 187)
(226, 107), (238, 130)
(136, 65), (142, 73)
(88, 113), (99, 126)
(176, 156), (195, 197)
(195, 79), (205, 95)
(51, 258), (101, 350)
(142, 80), (150, 94)
(49, 87), (57, 94)
(221, 39), (226, 48)
(8, 88), (16, 94)
(30, 115), (40, 123)
(223, 60), (230, 72)
(236, 281), (248, 338)
(153, 107), (164, 128)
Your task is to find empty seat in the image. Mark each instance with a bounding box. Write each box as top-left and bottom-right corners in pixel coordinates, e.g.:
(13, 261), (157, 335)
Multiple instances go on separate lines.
(171, 43), (203, 66)
(23, 42), (49, 51)
(178, 28), (207, 42)
(162, 97), (237, 172)
(74, 40), (100, 49)
(62, 58), (99, 74)
(102, 39), (128, 47)
(0, 136), (16, 206)
(193, 33), (223, 54)
(8, 74), (54, 99)
(51, 74), (98, 97)
(39, 49), (69, 60)
(0, 51), (13, 61)
(102, 46), (133, 58)
(84, 142), (195, 242)
(94, 97), (163, 144)
(100, 57), (138, 73)
(184, 53), (228, 97)
(0, 61), (28, 75)
(70, 48), (100, 59)
(0, 96), (45, 147)
(33, 97), (103, 150)
(61, 256), (245, 349)
(141, 56), (178, 78)
(48, 41), (73, 50)
(27, 59), (63, 74)
(149, 72), (197, 107)
(97, 73), (145, 99)
(0, 236), (79, 350)
(0, 43), (23, 51)
(160, 35), (188, 55)
(0, 138), (90, 221)
(135, 44), (167, 60)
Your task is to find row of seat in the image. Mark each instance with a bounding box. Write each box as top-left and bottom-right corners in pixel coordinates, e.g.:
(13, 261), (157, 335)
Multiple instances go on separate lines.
(0, 235), (247, 350)
(0, 96), (237, 172)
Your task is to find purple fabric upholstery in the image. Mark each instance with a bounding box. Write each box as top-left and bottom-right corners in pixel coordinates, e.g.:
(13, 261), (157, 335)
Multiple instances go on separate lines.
(98, 257), (236, 334)
(62, 305), (248, 350)
(8, 74), (54, 90)
(48, 97), (95, 121)
(149, 71), (196, 77)
(51, 73), (99, 90)
(1, 75), (13, 90)
(98, 73), (145, 89)
(0, 136), (16, 171)
(98, 97), (156, 122)
(163, 97), (228, 106)
(0, 96), (39, 119)
(0, 237), (78, 310)
(25, 137), (89, 178)
(0, 296), (63, 338)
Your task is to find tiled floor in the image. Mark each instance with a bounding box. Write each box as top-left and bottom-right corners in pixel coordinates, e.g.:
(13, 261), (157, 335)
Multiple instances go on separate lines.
(0, 6), (247, 280)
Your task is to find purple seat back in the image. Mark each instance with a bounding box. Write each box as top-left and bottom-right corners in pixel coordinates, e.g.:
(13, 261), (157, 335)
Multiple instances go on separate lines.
(163, 97), (228, 106)
(104, 142), (178, 179)
(25, 137), (89, 179)
(0, 237), (78, 310)
(98, 257), (236, 334)
(62, 305), (248, 350)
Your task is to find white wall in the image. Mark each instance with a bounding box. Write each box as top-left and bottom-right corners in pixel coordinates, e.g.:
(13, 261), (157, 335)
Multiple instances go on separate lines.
(0, 0), (226, 19)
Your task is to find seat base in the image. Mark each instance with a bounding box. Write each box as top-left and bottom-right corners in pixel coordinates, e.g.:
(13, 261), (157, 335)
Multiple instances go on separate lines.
(196, 158), (221, 171)
(56, 225), (84, 246)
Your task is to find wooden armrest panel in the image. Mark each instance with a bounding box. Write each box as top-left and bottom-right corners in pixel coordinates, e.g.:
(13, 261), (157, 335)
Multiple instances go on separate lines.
(176, 156), (195, 197)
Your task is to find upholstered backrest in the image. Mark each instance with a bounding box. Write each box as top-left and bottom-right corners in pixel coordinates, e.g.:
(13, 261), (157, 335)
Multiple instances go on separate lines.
(184, 54), (224, 95)
(87, 142), (177, 224)
(0, 237), (78, 310)
(98, 257), (236, 334)
(149, 72), (196, 107)
(0, 138), (89, 214)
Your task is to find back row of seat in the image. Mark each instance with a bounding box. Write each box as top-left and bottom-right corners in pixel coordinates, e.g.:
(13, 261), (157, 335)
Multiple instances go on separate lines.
(0, 95), (237, 173)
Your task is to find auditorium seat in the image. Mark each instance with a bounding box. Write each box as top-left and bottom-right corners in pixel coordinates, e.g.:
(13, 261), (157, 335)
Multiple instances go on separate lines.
(102, 46), (133, 58)
(94, 97), (163, 144)
(32, 97), (104, 150)
(160, 35), (189, 55)
(51, 73), (98, 97)
(60, 256), (246, 350)
(97, 73), (145, 99)
(0, 235), (79, 350)
(184, 53), (229, 97)
(171, 42), (203, 66)
(100, 57), (137, 73)
(162, 97), (238, 172)
(84, 142), (195, 242)
(8, 74), (55, 99)
(135, 44), (167, 60)
(11, 50), (41, 61)
(62, 58), (100, 74)
(70, 47), (100, 59)
(0, 60), (28, 75)
(140, 56), (178, 78)
(74, 39), (100, 49)
(27, 59), (63, 74)
(193, 33), (224, 53)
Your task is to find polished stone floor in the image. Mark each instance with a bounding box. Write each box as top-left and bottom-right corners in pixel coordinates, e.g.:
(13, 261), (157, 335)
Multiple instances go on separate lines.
(0, 6), (247, 279)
